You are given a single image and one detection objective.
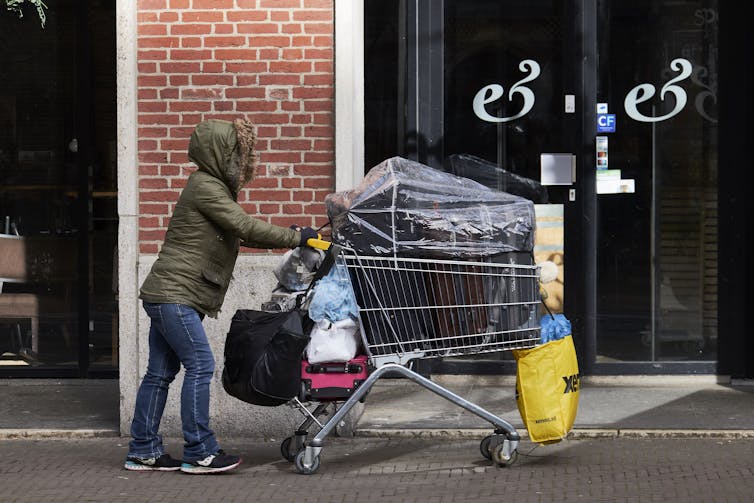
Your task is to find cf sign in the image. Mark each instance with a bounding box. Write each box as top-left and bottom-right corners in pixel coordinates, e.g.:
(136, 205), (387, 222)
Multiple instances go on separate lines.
(597, 114), (616, 132)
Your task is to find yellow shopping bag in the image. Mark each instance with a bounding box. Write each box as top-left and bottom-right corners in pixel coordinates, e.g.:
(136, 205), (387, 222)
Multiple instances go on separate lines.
(512, 335), (580, 444)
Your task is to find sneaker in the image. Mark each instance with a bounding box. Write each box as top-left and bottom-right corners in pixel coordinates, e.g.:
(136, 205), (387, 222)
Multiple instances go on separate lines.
(124, 453), (182, 472)
(180, 450), (241, 474)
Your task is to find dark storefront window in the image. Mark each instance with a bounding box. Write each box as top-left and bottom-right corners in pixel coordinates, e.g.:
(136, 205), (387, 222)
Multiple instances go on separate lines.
(365, 0), (720, 373)
(0, 1), (117, 376)
(595, 1), (718, 363)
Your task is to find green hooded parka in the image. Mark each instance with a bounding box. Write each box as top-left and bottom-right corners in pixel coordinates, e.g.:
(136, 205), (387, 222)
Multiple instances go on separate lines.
(139, 119), (300, 317)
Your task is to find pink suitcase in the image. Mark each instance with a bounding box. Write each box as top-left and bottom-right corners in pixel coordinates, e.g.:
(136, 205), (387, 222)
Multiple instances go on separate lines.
(300, 355), (369, 401)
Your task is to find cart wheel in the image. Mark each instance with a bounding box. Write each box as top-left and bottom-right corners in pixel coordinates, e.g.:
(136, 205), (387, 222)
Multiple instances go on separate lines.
(492, 441), (518, 467)
(479, 435), (493, 460)
(294, 448), (321, 475)
(280, 436), (295, 462)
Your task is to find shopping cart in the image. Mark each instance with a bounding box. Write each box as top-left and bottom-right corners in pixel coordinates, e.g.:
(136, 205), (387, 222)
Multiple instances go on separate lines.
(284, 240), (541, 474)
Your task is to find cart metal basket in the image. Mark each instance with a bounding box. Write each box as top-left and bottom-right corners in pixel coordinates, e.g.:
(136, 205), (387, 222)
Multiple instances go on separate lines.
(285, 245), (541, 474)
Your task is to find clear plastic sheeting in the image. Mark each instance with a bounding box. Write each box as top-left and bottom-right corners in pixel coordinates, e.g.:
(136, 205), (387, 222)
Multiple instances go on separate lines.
(446, 154), (549, 204)
(326, 156), (536, 257)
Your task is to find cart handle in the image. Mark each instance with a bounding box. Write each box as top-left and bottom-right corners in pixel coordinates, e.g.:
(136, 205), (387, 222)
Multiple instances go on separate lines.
(306, 237), (332, 250)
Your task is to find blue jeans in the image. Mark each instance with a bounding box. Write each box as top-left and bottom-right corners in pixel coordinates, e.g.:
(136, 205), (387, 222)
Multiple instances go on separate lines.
(128, 302), (220, 462)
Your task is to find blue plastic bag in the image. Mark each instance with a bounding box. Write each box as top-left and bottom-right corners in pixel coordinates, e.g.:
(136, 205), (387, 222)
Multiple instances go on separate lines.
(308, 264), (359, 323)
(539, 314), (571, 344)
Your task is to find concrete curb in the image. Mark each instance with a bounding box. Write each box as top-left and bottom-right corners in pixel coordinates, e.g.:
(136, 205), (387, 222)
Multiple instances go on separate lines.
(0, 429), (120, 440)
(354, 428), (754, 440)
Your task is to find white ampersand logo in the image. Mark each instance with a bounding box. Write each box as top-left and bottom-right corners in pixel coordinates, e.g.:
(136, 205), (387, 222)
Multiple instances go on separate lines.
(624, 58), (693, 123)
(473, 60), (541, 123)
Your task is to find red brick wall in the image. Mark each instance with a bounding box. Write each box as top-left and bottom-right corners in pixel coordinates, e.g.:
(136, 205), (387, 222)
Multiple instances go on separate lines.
(136, 0), (335, 254)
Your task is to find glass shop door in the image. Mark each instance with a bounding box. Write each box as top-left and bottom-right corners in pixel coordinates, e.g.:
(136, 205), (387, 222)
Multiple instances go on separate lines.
(0, 1), (118, 377)
(592, 0), (718, 371)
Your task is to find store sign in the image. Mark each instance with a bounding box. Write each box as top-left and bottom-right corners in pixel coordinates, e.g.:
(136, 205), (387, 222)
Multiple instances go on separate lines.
(472, 57), (715, 124)
(624, 58), (693, 123)
(472, 60), (541, 123)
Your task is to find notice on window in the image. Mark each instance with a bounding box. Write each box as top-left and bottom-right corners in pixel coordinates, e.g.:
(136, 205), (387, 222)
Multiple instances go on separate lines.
(595, 136), (634, 193)
(596, 136), (608, 170)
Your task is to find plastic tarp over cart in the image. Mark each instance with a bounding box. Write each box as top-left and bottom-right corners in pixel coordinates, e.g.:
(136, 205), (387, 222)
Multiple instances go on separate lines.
(446, 153), (549, 204)
(326, 156), (536, 258)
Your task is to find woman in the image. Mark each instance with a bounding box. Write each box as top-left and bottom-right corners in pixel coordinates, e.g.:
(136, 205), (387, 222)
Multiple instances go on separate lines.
(125, 118), (317, 474)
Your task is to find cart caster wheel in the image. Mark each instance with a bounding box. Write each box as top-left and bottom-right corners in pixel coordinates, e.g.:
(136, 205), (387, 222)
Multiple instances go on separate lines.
(492, 441), (518, 467)
(479, 435), (493, 460)
(294, 449), (321, 475)
(280, 436), (295, 462)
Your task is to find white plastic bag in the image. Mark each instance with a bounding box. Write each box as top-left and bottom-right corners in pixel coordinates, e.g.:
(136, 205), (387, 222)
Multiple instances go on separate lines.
(306, 318), (360, 363)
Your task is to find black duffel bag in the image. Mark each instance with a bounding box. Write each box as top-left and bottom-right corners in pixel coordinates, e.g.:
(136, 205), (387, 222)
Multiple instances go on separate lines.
(222, 308), (312, 406)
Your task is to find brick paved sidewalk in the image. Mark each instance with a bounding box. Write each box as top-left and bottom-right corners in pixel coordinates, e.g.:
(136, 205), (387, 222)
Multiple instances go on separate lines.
(1, 436), (752, 502)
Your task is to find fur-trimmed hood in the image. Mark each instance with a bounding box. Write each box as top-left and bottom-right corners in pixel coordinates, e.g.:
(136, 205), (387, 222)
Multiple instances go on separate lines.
(187, 118), (258, 196)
